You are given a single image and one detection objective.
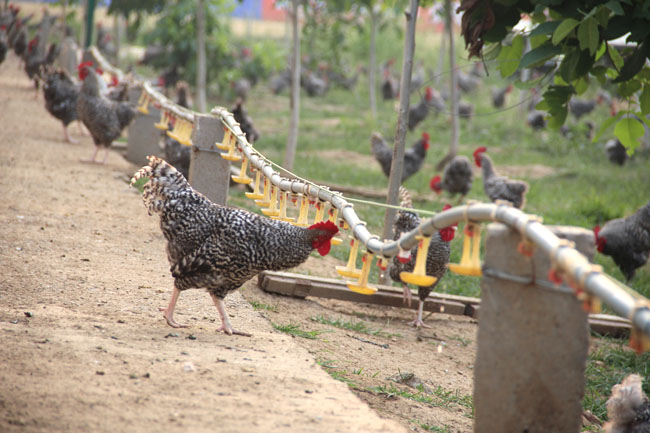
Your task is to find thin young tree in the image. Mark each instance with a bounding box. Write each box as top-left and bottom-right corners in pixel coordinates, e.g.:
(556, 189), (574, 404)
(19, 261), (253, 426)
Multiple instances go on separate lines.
(196, 0), (207, 112)
(283, 0), (301, 171)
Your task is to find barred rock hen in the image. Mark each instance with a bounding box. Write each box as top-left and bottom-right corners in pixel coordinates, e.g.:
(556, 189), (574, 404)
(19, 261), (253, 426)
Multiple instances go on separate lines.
(594, 201), (650, 282)
(42, 66), (79, 143)
(603, 374), (650, 433)
(130, 156), (339, 335)
(370, 131), (430, 183)
(408, 86), (437, 131)
(77, 65), (136, 164)
(474, 146), (528, 209)
(430, 155), (474, 203)
(25, 38), (59, 97)
(389, 187), (454, 328)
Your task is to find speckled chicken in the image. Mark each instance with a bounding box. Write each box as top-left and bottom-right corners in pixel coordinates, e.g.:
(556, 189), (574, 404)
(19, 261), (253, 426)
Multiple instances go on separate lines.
(130, 156), (339, 335)
(370, 131), (430, 183)
(24, 38), (59, 97)
(232, 98), (260, 143)
(389, 187), (454, 328)
(430, 155), (474, 203)
(603, 374), (650, 433)
(408, 86), (437, 131)
(594, 201), (650, 282)
(42, 67), (80, 143)
(473, 146), (528, 209)
(76, 65), (136, 164)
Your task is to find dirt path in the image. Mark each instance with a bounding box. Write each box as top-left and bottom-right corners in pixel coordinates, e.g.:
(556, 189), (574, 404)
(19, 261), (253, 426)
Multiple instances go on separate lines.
(0, 56), (408, 433)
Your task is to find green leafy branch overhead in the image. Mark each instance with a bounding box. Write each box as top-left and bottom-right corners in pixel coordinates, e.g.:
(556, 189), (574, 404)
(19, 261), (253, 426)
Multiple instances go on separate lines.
(458, 0), (650, 154)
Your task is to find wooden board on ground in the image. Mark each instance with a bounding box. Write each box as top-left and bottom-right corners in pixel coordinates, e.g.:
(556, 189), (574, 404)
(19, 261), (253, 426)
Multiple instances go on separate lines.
(257, 271), (632, 338)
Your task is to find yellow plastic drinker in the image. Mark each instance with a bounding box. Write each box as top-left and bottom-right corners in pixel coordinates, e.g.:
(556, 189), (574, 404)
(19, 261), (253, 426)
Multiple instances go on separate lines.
(630, 327), (650, 354)
(327, 207), (343, 246)
(166, 118), (184, 142)
(400, 236), (438, 287)
(254, 178), (271, 207)
(231, 155), (253, 184)
(220, 137), (241, 162)
(336, 238), (362, 279)
(177, 121), (193, 146)
(137, 92), (150, 115)
(313, 202), (326, 224)
(261, 186), (281, 217)
(293, 195), (310, 227)
(271, 191), (295, 222)
(347, 252), (378, 295)
(154, 110), (170, 130)
(244, 170), (264, 200)
(447, 223), (483, 277)
(216, 128), (232, 151)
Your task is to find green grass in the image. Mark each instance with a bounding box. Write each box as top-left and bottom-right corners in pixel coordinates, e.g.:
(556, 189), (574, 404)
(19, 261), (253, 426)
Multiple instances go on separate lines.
(271, 322), (323, 340)
(419, 424), (451, 433)
(371, 383), (474, 417)
(249, 301), (278, 312)
(316, 358), (360, 388)
(310, 315), (399, 338)
(584, 337), (650, 420)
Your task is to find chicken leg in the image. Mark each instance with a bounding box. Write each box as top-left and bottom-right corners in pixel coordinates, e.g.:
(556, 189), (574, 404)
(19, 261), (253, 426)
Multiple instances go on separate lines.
(159, 286), (188, 328)
(409, 299), (431, 328)
(211, 293), (251, 337)
(63, 125), (77, 144)
(402, 284), (413, 307)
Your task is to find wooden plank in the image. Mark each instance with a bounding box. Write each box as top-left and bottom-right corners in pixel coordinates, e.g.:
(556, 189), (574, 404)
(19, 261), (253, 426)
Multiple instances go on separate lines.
(258, 271), (476, 318)
(257, 271), (631, 335)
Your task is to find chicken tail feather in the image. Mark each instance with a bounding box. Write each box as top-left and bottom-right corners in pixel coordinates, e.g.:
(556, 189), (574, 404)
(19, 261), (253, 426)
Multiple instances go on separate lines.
(130, 156), (190, 215)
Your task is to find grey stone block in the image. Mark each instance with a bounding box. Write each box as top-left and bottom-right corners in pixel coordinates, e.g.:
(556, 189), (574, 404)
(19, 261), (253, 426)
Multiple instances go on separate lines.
(188, 114), (230, 206)
(474, 224), (594, 433)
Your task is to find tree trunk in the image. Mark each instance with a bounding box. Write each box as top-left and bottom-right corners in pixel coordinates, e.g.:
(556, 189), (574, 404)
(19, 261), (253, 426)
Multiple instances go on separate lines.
(379, 0), (419, 283)
(369, 8), (378, 119)
(283, 0), (301, 171)
(83, 0), (96, 49)
(435, 0), (459, 172)
(196, 0), (207, 112)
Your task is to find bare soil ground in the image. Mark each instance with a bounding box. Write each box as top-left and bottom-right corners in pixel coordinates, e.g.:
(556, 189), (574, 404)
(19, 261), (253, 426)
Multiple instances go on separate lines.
(0, 55), (478, 433)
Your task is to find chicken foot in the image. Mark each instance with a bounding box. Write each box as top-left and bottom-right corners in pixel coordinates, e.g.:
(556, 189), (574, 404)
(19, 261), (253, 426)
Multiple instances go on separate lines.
(63, 125), (78, 144)
(80, 146), (110, 164)
(211, 293), (252, 337)
(159, 286), (188, 328)
(402, 284), (413, 307)
(408, 299), (431, 328)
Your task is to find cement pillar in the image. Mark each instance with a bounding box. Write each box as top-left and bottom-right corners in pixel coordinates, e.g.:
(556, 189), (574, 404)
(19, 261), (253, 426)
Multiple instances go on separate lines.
(474, 224), (595, 433)
(189, 114), (230, 205)
(125, 86), (162, 166)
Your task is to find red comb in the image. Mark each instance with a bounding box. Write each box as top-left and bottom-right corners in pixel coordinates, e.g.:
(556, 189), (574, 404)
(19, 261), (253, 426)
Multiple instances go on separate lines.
(473, 146), (487, 157)
(430, 175), (442, 193)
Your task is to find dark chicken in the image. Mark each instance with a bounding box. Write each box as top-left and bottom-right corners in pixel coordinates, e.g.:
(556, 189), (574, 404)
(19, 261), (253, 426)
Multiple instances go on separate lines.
(11, 20), (27, 61)
(382, 58), (399, 100)
(569, 97), (601, 120)
(42, 66), (80, 143)
(603, 374), (650, 433)
(408, 86), (437, 131)
(605, 139), (628, 166)
(527, 110), (547, 130)
(370, 131), (430, 183)
(76, 65), (136, 164)
(232, 98), (260, 143)
(430, 155), (474, 203)
(389, 187), (454, 328)
(474, 146), (528, 209)
(24, 37), (59, 97)
(594, 201), (650, 282)
(491, 84), (513, 109)
(130, 156), (339, 335)
(269, 69), (290, 95)
(0, 26), (7, 65)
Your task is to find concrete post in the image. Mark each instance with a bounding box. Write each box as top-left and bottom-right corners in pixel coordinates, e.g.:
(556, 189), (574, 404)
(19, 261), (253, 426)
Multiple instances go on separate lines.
(474, 224), (594, 433)
(189, 114), (230, 205)
(125, 86), (162, 166)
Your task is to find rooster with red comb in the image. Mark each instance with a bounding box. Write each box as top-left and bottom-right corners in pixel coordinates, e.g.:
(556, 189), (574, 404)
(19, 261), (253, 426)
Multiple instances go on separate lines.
(473, 146), (529, 209)
(430, 155), (474, 204)
(389, 187), (455, 328)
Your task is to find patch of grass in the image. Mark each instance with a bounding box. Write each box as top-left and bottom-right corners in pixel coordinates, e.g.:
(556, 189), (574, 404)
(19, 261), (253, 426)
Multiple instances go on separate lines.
(310, 315), (399, 338)
(371, 383), (473, 417)
(316, 358), (359, 388)
(419, 424), (451, 433)
(272, 322), (322, 340)
(583, 337), (650, 420)
(249, 301), (278, 312)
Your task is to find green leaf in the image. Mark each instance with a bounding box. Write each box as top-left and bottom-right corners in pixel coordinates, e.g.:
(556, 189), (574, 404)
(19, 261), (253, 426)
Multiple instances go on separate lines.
(578, 17), (599, 55)
(547, 106), (568, 130)
(604, 0), (624, 15)
(618, 79), (642, 97)
(574, 76), (589, 95)
(552, 18), (580, 45)
(559, 48), (581, 82)
(608, 43), (624, 70)
(595, 42), (607, 61)
(641, 86), (650, 115)
(595, 6), (611, 27)
(614, 117), (645, 153)
(530, 21), (560, 38)
(613, 42), (650, 83)
(592, 112), (623, 142)
(519, 42), (562, 70)
(497, 35), (524, 78)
